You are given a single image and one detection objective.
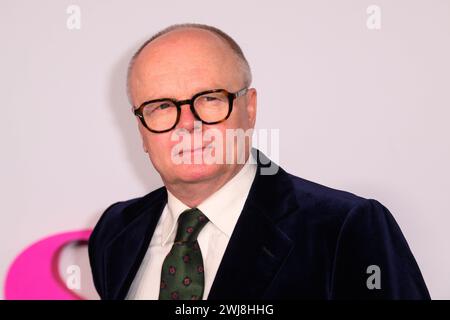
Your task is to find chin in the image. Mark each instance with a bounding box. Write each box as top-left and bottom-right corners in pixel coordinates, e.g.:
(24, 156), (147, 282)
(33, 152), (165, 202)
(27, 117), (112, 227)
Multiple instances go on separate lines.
(171, 163), (224, 183)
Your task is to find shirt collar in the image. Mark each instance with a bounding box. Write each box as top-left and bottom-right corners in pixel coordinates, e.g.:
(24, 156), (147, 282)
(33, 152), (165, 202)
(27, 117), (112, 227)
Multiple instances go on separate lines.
(161, 154), (257, 246)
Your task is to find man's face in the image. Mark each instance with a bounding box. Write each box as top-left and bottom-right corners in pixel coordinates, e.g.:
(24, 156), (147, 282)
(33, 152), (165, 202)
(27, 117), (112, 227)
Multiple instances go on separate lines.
(129, 28), (257, 187)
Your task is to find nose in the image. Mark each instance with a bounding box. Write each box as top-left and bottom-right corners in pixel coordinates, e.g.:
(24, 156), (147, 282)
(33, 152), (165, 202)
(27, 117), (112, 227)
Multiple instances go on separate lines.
(176, 102), (197, 132)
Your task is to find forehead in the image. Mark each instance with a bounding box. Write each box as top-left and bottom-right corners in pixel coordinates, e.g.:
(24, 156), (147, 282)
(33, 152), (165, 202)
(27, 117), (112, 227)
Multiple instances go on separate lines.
(130, 28), (242, 102)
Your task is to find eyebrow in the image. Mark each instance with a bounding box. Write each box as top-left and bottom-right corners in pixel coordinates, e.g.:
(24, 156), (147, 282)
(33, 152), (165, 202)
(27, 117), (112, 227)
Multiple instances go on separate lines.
(138, 85), (229, 105)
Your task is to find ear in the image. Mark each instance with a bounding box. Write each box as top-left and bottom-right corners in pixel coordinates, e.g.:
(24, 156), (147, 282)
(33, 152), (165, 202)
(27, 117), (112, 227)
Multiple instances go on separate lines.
(246, 88), (257, 128)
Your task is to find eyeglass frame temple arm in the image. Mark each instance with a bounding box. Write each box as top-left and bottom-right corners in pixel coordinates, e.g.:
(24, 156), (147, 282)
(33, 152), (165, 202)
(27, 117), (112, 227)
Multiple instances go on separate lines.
(234, 87), (248, 98)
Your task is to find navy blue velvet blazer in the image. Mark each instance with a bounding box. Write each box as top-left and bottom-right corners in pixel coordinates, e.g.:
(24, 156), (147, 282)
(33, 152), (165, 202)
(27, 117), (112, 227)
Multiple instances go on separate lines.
(88, 149), (430, 300)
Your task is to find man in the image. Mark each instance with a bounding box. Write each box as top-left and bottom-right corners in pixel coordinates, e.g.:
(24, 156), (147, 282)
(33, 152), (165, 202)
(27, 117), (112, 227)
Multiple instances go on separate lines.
(88, 23), (430, 300)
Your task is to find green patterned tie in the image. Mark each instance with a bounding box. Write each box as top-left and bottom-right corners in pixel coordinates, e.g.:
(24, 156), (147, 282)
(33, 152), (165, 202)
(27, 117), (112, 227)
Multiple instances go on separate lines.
(158, 208), (209, 300)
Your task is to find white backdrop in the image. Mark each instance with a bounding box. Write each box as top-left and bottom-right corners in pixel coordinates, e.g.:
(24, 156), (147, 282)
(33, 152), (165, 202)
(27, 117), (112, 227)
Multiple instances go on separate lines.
(1, 0), (449, 299)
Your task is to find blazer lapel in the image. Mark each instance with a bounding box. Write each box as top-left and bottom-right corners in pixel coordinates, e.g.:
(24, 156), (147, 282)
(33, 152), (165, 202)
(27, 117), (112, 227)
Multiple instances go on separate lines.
(103, 189), (167, 299)
(208, 150), (297, 299)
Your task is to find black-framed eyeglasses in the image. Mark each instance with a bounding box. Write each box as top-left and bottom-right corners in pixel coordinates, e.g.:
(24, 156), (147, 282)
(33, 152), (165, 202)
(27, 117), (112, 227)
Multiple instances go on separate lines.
(132, 87), (248, 133)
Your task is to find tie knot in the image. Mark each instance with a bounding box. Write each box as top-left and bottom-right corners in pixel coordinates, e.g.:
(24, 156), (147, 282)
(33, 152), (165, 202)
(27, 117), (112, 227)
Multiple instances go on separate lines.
(175, 208), (209, 243)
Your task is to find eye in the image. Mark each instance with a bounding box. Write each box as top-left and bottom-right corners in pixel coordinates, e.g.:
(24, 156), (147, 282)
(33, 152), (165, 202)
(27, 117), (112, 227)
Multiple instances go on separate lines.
(157, 102), (172, 110)
(143, 101), (173, 116)
(199, 94), (226, 103)
(204, 96), (218, 102)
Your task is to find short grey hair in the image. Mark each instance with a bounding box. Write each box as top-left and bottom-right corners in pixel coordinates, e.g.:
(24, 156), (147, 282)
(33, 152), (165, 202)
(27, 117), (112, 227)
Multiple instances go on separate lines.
(126, 23), (252, 105)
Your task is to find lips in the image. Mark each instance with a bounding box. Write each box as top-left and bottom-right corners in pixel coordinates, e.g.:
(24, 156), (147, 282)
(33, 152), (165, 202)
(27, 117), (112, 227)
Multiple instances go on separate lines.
(183, 146), (204, 153)
(179, 143), (212, 155)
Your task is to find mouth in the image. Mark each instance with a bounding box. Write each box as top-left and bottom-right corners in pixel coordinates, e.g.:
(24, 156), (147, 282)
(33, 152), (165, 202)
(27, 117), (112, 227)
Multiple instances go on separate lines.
(178, 143), (213, 156)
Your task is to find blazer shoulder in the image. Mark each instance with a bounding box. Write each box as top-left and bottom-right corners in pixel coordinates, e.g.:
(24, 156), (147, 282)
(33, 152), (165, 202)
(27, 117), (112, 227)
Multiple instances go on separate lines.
(284, 170), (369, 218)
(278, 170), (408, 242)
(89, 186), (166, 247)
(281, 168), (412, 250)
(88, 186), (166, 298)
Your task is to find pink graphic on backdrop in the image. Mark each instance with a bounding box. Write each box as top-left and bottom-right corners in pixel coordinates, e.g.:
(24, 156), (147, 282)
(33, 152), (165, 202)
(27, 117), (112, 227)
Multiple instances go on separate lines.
(4, 230), (92, 300)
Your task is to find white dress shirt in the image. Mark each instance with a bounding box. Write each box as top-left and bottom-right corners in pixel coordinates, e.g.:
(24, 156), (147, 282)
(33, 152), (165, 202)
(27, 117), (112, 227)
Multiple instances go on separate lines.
(126, 155), (257, 300)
